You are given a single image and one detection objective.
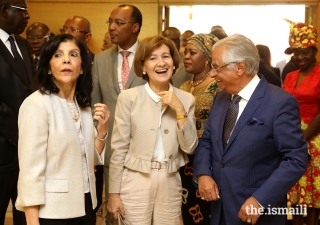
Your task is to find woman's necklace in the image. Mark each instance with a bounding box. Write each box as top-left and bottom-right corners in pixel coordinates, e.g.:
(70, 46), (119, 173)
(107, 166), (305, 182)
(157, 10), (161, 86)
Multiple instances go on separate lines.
(190, 71), (210, 93)
(67, 97), (80, 122)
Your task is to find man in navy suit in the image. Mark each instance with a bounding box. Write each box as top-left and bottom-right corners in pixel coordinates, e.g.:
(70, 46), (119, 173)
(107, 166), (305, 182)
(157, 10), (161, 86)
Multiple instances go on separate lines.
(193, 34), (308, 225)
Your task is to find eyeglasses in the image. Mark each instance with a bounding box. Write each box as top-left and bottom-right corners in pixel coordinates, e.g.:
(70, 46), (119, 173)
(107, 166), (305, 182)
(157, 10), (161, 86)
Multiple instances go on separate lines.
(59, 27), (89, 34)
(8, 5), (28, 14)
(105, 20), (136, 27)
(26, 35), (50, 41)
(211, 61), (237, 72)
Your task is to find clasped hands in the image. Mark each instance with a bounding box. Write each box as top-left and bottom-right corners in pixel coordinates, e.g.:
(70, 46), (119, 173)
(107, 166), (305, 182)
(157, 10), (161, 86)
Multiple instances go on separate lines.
(198, 175), (261, 224)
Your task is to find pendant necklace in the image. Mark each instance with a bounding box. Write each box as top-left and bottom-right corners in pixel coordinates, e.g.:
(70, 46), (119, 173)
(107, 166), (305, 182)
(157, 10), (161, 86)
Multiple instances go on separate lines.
(68, 97), (80, 122)
(190, 71), (210, 93)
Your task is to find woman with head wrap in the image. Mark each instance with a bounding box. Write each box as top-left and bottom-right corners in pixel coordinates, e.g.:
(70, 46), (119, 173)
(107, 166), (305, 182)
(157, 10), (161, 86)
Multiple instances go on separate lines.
(180, 33), (219, 225)
(284, 21), (320, 225)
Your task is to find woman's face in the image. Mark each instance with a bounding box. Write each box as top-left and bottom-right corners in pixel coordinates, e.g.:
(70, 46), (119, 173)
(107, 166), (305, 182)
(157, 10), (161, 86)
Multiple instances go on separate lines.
(143, 44), (174, 88)
(49, 40), (82, 89)
(292, 47), (317, 71)
(184, 43), (208, 75)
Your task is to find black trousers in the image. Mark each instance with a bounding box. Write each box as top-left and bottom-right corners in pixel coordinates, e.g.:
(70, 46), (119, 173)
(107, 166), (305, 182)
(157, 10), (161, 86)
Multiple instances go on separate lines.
(0, 162), (26, 225)
(39, 193), (95, 225)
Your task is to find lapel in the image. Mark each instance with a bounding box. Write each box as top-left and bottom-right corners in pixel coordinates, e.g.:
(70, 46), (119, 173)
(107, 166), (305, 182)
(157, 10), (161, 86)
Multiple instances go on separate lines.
(15, 35), (33, 84)
(125, 42), (139, 89)
(0, 37), (30, 86)
(223, 77), (267, 153)
(79, 106), (94, 164)
(109, 47), (121, 94)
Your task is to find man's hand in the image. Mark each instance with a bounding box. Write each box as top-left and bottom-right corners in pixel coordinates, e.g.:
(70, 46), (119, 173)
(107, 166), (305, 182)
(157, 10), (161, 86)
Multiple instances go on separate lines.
(197, 175), (220, 201)
(238, 196), (262, 224)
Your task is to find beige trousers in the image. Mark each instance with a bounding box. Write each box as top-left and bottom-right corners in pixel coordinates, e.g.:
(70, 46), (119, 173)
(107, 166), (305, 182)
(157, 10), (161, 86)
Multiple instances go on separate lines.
(120, 162), (181, 225)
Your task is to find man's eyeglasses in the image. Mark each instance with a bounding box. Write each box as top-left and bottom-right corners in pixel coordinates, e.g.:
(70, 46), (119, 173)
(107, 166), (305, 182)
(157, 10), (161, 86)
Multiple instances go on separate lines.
(59, 27), (89, 34)
(26, 35), (50, 41)
(8, 5), (28, 14)
(105, 20), (136, 27)
(211, 61), (237, 72)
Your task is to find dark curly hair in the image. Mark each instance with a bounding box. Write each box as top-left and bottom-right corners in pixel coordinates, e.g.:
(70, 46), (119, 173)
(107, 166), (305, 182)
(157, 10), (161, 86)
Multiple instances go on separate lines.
(34, 34), (93, 108)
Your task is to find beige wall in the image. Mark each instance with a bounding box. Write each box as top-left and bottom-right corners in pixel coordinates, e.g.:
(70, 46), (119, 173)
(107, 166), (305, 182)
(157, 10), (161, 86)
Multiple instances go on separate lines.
(25, 0), (320, 61)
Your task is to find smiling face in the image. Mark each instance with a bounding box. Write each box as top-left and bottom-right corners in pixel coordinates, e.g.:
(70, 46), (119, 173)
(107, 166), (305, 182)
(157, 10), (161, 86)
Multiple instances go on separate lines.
(210, 46), (241, 94)
(292, 47), (318, 71)
(49, 40), (82, 90)
(184, 43), (207, 75)
(143, 44), (174, 90)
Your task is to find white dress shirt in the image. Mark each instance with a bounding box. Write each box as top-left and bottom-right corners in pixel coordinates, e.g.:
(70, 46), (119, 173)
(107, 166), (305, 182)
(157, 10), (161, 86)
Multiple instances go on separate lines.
(0, 28), (24, 58)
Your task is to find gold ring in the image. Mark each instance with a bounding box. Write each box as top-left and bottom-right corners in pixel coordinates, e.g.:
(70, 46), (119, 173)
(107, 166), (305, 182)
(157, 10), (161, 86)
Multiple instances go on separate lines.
(201, 197), (205, 200)
(101, 112), (105, 119)
(246, 218), (252, 224)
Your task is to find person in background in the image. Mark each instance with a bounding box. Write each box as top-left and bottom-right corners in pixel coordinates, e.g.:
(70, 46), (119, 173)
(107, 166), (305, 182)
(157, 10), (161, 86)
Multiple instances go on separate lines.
(16, 34), (109, 225)
(107, 35), (197, 224)
(180, 33), (219, 225)
(91, 4), (146, 203)
(193, 34), (307, 225)
(256, 44), (280, 78)
(284, 21), (320, 225)
(101, 31), (114, 51)
(209, 25), (228, 40)
(60, 16), (94, 61)
(180, 30), (194, 53)
(26, 22), (51, 74)
(281, 47), (299, 83)
(0, 0), (33, 224)
(162, 27), (192, 88)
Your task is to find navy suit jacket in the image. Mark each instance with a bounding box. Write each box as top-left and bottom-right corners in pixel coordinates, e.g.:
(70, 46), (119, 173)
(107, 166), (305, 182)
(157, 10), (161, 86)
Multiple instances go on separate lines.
(193, 76), (308, 225)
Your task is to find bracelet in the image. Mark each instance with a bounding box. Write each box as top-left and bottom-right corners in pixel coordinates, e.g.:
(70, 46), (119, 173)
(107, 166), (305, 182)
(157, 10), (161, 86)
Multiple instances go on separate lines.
(97, 131), (108, 141)
(176, 112), (188, 120)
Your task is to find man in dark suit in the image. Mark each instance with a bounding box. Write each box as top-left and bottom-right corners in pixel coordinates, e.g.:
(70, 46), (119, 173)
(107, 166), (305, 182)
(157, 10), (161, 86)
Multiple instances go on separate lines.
(25, 22), (51, 75)
(193, 34), (308, 225)
(0, 0), (33, 224)
(91, 4), (146, 204)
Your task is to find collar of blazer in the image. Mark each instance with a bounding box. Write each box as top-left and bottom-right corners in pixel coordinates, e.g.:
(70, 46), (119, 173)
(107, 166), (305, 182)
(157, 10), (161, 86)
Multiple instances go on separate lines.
(0, 36), (32, 86)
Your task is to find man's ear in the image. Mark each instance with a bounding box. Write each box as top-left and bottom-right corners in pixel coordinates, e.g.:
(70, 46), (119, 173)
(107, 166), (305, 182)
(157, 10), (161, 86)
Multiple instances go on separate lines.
(132, 23), (139, 34)
(1, 5), (8, 17)
(236, 61), (246, 75)
(85, 33), (92, 44)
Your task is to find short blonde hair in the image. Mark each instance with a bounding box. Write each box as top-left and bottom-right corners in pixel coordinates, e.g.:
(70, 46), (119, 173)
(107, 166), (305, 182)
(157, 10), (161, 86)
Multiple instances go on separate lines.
(134, 35), (180, 81)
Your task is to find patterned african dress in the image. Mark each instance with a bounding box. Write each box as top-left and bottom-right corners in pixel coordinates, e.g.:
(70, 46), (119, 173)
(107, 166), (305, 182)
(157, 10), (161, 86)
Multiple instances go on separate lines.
(179, 79), (219, 224)
(284, 64), (320, 208)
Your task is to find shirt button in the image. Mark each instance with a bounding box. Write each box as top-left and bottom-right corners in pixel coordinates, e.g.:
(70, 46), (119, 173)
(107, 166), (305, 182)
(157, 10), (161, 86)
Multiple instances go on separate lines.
(220, 164), (224, 168)
(169, 155), (173, 159)
(164, 129), (169, 134)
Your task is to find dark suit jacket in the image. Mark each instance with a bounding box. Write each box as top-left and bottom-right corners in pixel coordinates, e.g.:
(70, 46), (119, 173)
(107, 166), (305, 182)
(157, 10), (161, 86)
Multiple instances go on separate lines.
(193, 76), (308, 225)
(0, 35), (33, 165)
(258, 60), (281, 87)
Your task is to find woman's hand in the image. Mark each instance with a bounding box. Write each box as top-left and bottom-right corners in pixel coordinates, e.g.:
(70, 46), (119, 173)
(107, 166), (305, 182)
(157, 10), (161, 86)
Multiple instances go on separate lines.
(157, 91), (185, 115)
(24, 206), (40, 225)
(107, 193), (125, 220)
(93, 103), (110, 139)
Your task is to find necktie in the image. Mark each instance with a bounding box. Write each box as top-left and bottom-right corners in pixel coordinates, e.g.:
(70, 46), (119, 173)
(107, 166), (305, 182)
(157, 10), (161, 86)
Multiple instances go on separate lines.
(8, 36), (28, 79)
(120, 51), (131, 90)
(223, 94), (242, 149)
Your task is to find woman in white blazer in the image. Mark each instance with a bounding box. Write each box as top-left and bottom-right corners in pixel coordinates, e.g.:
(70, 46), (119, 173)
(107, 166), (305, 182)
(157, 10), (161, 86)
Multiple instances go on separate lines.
(107, 36), (198, 225)
(16, 34), (110, 225)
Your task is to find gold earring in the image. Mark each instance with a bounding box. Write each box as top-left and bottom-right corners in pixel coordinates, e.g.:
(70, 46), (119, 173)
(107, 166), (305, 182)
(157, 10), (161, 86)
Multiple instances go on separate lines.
(48, 70), (51, 75)
(205, 61), (208, 67)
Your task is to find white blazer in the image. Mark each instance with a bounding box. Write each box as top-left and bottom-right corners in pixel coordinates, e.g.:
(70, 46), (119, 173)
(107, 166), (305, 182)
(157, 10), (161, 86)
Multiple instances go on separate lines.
(16, 91), (105, 219)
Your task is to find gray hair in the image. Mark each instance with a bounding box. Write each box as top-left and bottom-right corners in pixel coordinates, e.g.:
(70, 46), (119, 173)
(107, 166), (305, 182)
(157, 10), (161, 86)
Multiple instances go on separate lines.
(212, 34), (259, 75)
